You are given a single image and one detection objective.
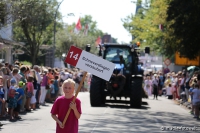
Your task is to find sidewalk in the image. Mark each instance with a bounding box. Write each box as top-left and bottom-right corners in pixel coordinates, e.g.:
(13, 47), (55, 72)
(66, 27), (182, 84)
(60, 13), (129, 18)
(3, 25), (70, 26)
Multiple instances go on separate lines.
(175, 99), (192, 110)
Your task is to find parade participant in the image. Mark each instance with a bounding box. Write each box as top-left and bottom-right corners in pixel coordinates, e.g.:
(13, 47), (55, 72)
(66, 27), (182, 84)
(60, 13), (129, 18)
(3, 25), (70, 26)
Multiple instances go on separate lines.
(51, 79), (82, 133)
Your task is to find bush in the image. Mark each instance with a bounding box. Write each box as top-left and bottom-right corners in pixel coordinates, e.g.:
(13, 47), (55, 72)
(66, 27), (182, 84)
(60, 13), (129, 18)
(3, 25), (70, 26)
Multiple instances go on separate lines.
(21, 61), (32, 66)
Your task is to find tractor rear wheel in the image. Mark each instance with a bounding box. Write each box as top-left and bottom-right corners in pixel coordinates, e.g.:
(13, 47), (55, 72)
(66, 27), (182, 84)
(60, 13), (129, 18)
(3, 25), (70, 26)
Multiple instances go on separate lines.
(90, 76), (105, 106)
(130, 78), (143, 108)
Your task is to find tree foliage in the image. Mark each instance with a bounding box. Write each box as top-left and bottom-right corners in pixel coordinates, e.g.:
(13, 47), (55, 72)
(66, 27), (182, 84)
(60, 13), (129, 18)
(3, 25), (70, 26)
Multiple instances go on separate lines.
(11, 0), (62, 65)
(166, 0), (200, 59)
(123, 0), (170, 52)
(0, 2), (6, 26)
(56, 15), (104, 56)
(123, 0), (200, 59)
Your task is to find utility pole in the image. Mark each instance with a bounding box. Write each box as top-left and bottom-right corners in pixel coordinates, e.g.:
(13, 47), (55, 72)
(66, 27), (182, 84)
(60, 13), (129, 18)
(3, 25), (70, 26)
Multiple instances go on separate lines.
(52, 0), (64, 68)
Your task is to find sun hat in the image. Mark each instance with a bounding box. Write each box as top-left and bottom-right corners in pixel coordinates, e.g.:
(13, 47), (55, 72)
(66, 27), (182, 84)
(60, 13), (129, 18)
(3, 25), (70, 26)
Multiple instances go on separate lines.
(19, 81), (25, 87)
(10, 79), (16, 84)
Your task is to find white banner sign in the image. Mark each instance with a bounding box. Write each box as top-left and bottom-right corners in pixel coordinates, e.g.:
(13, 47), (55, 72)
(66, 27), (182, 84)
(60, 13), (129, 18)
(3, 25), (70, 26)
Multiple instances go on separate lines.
(65, 46), (115, 81)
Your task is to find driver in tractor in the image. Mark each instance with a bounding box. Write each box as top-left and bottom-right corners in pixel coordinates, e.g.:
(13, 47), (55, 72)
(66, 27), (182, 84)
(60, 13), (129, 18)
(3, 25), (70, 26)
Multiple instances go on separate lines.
(112, 49), (121, 62)
(107, 49), (126, 100)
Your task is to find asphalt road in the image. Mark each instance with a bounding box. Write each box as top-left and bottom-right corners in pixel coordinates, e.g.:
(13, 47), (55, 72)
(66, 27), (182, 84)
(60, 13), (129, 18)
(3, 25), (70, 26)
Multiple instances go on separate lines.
(0, 92), (200, 133)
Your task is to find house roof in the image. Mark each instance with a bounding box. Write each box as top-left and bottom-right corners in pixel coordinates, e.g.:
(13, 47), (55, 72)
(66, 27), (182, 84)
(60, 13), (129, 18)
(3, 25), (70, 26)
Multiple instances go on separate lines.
(0, 37), (24, 48)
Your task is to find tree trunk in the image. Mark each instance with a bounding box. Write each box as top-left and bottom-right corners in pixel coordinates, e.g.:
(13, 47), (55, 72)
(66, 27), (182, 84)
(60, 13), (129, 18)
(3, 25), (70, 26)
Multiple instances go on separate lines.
(32, 54), (36, 68)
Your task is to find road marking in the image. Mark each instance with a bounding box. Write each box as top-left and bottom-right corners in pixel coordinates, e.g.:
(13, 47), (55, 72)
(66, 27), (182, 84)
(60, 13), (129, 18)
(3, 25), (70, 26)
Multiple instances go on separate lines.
(91, 108), (108, 133)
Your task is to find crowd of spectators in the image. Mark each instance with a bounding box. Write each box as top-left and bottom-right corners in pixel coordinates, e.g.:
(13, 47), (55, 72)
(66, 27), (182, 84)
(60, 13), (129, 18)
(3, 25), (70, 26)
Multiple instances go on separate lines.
(143, 68), (200, 120)
(0, 61), (91, 126)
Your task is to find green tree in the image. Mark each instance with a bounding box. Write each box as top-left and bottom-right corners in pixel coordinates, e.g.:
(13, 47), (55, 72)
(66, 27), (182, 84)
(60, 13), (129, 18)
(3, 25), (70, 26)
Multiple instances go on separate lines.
(166, 0), (200, 59)
(122, 0), (170, 54)
(56, 29), (96, 57)
(11, 0), (62, 66)
(68, 15), (104, 37)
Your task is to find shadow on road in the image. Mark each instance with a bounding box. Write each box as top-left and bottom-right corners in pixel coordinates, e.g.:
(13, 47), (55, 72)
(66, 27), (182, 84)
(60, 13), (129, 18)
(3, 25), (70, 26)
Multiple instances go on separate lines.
(80, 110), (198, 133)
(102, 100), (150, 110)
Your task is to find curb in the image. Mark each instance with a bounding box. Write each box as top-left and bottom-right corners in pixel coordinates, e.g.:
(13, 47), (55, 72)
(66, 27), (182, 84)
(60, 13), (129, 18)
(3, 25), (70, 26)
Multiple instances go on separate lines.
(176, 100), (192, 110)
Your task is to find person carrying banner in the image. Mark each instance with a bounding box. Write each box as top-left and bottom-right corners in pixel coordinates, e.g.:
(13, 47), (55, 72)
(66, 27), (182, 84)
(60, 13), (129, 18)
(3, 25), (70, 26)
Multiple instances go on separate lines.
(51, 79), (82, 133)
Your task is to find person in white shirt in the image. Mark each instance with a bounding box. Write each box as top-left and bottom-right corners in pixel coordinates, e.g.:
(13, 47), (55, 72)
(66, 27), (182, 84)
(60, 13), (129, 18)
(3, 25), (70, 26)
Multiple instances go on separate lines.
(144, 75), (152, 97)
(60, 71), (70, 81)
(166, 84), (173, 99)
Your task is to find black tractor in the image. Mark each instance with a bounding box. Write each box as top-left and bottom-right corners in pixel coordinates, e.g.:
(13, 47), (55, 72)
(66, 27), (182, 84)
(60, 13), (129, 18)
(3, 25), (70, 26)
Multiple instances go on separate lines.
(90, 44), (146, 108)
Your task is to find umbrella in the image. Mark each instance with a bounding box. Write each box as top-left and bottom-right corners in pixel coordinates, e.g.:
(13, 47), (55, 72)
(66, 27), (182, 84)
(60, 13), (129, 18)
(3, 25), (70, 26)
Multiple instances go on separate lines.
(187, 66), (195, 71)
(187, 66), (200, 77)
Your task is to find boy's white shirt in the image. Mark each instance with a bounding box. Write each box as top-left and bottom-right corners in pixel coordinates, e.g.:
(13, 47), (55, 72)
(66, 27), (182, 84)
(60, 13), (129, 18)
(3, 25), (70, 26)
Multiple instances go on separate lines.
(50, 84), (55, 94)
(166, 87), (172, 95)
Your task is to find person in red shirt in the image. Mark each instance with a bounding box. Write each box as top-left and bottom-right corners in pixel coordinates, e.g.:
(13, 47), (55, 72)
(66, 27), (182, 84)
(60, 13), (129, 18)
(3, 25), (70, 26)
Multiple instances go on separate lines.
(47, 68), (54, 85)
(51, 79), (82, 133)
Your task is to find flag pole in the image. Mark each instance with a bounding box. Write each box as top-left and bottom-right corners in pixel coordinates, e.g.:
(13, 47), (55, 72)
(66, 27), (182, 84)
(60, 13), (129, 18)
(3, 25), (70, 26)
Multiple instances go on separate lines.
(62, 71), (88, 127)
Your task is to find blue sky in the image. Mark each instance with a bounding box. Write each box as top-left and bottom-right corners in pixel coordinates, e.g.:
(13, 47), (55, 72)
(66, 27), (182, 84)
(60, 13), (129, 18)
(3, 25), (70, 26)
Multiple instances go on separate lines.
(59, 0), (136, 43)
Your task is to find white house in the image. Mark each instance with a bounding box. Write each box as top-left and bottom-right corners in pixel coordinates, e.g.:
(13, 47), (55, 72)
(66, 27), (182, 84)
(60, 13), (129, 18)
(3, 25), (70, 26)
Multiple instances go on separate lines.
(0, 3), (22, 64)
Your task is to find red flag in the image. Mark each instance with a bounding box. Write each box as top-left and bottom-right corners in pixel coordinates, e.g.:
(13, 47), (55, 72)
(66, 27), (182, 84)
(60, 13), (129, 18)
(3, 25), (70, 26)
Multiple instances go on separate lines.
(76, 18), (82, 30)
(159, 24), (163, 30)
(74, 18), (82, 34)
(95, 36), (101, 46)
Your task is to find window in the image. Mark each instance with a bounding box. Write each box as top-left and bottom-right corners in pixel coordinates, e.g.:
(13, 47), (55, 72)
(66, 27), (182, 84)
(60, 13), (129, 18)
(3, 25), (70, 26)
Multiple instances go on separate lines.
(105, 47), (131, 62)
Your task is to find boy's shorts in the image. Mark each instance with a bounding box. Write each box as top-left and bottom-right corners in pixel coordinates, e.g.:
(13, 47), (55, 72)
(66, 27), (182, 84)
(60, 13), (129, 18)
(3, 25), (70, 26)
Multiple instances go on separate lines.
(14, 104), (21, 112)
(26, 92), (32, 98)
(8, 97), (17, 108)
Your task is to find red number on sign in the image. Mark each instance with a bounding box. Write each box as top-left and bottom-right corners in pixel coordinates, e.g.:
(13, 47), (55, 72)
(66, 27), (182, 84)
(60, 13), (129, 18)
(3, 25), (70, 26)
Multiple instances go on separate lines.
(65, 46), (82, 67)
